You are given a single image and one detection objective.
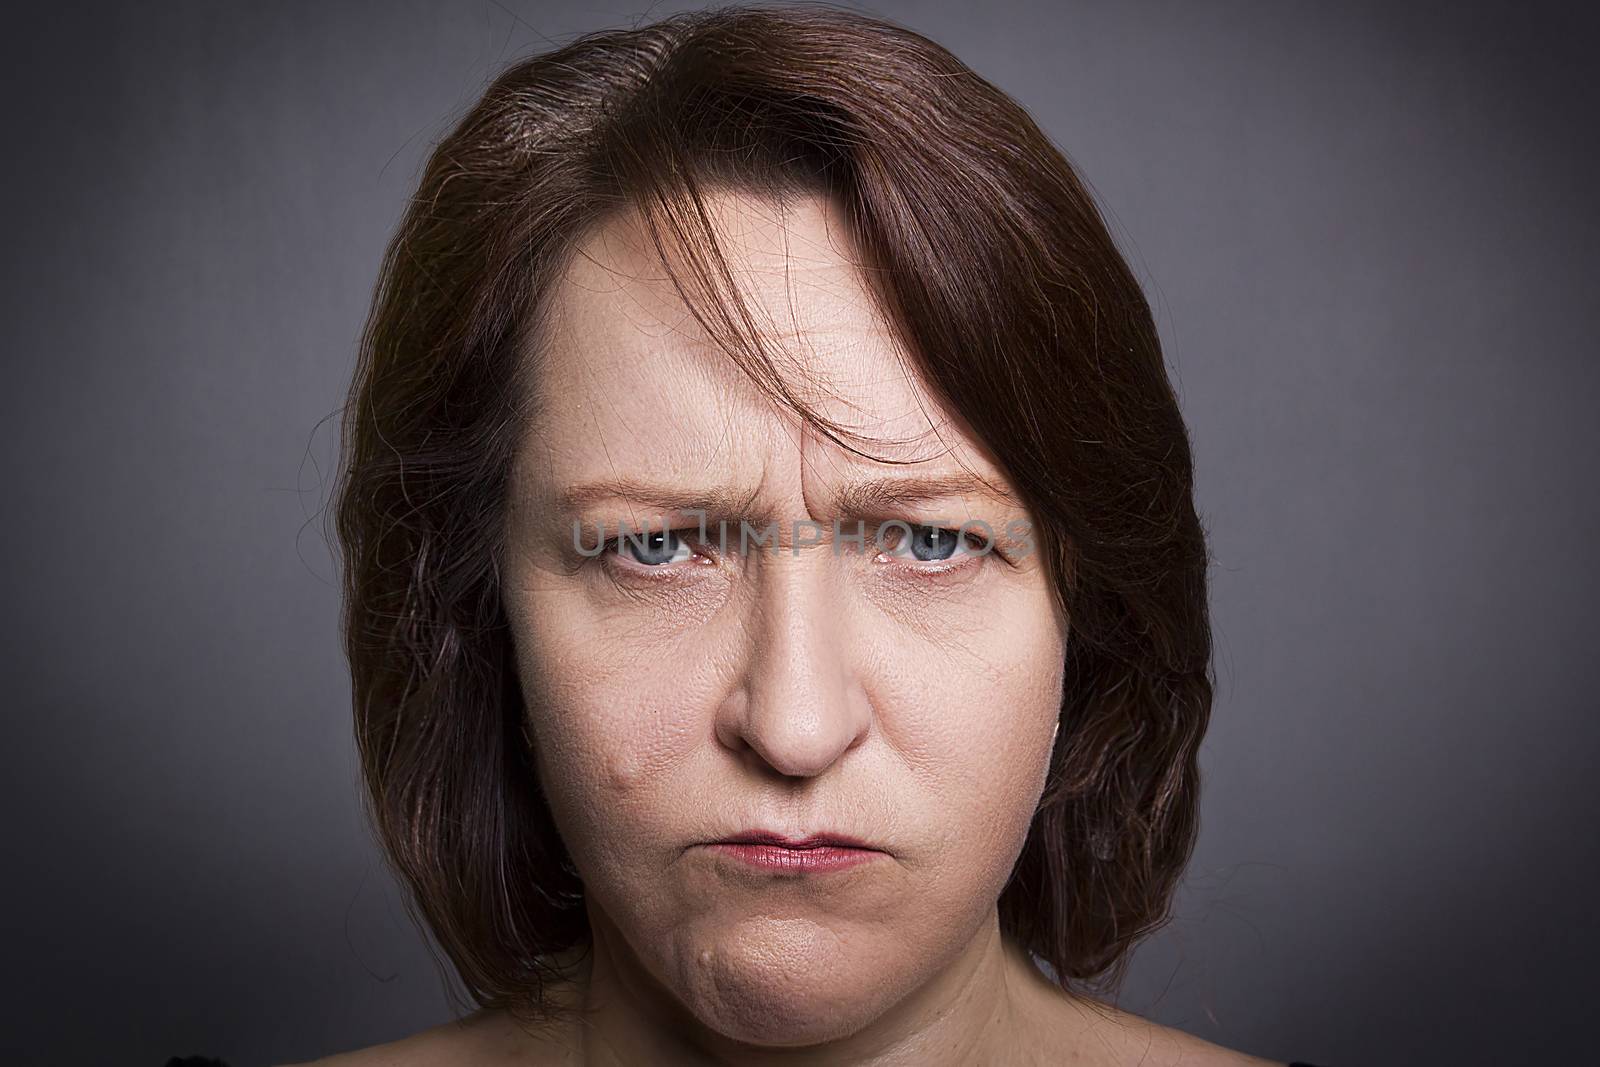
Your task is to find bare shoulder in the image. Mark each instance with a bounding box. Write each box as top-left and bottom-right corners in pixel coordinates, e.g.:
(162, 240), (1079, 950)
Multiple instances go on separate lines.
(277, 1007), (580, 1067)
(1040, 995), (1285, 1067)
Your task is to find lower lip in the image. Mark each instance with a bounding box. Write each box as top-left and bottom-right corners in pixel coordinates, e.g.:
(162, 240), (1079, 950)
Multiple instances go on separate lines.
(706, 843), (883, 873)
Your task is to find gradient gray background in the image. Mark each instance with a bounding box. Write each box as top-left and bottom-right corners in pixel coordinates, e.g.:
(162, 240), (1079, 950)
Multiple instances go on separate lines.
(3, 2), (1595, 1064)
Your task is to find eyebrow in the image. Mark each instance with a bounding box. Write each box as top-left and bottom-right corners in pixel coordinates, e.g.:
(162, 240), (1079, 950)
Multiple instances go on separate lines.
(554, 471), (1016, 520)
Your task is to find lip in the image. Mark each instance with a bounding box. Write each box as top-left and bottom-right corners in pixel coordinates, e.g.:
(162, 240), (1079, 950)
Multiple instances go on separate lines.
(704, 828), (887, 873)
(720, 828), (880, 850)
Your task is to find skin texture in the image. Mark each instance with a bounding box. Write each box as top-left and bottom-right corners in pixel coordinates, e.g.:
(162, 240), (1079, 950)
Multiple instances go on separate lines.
(291, 192), (1280, 1066)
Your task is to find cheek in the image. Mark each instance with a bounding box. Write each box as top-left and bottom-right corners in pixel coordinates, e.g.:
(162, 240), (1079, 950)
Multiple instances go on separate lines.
(511, 588), (733, 860)
(862, 592), (1065, 883)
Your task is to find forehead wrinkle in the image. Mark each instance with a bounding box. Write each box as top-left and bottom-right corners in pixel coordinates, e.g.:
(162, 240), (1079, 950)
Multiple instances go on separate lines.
(778, 332), (985, 472)
(546, 191), (1016, 526)
(545, 238), (782, 421)
(794, 416), (1017, 523)
(562, 208), (733, 367)
(567, 334), (643, 532)
(529, 325), (742, 538)
(566, 240), (821, 418)
(592, 195), (893, 427)
(696, 191), (885, 385)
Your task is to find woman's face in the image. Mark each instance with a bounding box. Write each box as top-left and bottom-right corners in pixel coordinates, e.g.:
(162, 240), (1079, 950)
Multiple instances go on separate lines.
(502, 191), (1067, 1045)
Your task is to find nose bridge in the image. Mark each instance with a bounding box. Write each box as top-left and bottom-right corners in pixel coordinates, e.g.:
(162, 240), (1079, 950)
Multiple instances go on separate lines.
(721, 546), (870, 778)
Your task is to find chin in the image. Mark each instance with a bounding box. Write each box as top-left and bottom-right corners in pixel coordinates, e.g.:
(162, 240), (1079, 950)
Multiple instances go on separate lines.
(667, 914), (914, 1047)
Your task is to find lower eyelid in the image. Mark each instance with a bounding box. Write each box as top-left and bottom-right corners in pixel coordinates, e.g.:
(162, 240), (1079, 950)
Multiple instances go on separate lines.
(877, 545), (989, 575)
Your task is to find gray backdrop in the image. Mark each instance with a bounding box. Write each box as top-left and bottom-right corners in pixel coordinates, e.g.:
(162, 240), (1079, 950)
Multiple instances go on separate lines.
(3, 2), (1595, 1064)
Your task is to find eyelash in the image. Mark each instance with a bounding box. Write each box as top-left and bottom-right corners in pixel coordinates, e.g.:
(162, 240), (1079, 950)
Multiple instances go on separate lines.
(595, 524), (994, 580)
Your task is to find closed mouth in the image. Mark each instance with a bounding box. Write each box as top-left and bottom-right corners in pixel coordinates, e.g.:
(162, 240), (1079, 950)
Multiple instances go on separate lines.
(715, 829), (881, 851)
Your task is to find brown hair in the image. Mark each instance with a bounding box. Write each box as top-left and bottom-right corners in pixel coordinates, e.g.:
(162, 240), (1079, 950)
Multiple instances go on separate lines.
(332, 1), (1212, 1020)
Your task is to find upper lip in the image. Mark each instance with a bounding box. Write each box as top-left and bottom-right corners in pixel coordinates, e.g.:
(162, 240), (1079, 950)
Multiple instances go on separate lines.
(715, 828), (882, 851)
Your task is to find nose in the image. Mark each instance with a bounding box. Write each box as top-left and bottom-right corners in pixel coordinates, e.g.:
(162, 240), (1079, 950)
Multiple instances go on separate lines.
(716, 552), (872, 779)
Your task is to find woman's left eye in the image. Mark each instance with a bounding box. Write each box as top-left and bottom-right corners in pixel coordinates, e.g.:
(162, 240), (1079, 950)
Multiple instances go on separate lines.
(879, 524), (984, 565)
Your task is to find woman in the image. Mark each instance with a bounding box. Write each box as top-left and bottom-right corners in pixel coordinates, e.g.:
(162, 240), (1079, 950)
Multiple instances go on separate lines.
(302, 5), (1321, 1064)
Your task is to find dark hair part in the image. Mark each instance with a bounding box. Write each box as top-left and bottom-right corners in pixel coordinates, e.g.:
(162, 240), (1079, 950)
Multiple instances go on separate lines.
(333, 1), (1212, 1021)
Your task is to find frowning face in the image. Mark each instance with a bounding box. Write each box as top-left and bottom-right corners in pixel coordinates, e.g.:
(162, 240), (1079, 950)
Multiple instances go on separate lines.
(501, 190), (1068, 1047)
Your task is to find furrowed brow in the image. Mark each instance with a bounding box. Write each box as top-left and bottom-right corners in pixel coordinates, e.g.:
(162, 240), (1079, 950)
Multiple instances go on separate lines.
(555, 477), (761, 520)
(833, 472), (1017, 518)
(552, 471), (1016, 524)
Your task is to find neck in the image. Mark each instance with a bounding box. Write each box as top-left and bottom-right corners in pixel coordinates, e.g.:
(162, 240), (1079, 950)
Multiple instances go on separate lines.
(552, 906), (1066, 1066)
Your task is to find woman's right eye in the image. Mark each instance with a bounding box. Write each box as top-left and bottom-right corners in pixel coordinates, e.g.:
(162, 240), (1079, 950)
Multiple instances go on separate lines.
(611, 528), (694, 567)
